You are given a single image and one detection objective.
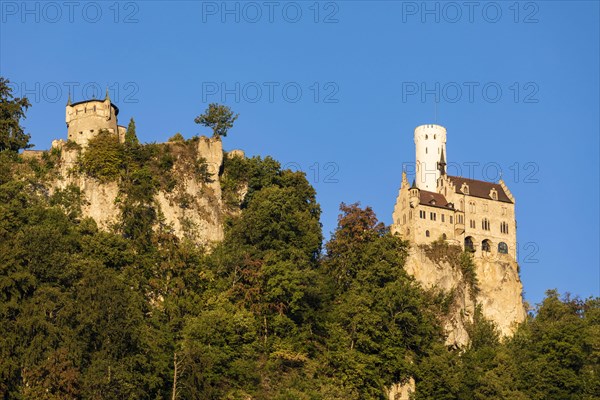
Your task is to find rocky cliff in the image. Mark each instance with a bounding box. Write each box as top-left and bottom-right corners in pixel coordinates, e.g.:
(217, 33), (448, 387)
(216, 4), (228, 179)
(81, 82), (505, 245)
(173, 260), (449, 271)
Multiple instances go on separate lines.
(50, 136), (233, 246)
(405, 242), (526, 347)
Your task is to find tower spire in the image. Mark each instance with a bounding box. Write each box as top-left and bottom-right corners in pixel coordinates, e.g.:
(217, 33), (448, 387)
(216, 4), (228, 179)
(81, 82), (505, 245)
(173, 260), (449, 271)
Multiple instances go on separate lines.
(438, 148), (447, 176)
(67, 91), (71, 106)
(105, 87), (111, 102)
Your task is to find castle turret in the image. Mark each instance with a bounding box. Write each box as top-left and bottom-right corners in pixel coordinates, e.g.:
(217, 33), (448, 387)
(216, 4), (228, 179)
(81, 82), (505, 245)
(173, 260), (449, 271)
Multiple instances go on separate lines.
(65, 89), (120, 146)
(414, 124), (447, 191)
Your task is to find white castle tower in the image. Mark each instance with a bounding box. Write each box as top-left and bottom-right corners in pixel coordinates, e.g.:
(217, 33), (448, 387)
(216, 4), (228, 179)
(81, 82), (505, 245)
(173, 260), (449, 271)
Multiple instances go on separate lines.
(414, 124), (447, 191)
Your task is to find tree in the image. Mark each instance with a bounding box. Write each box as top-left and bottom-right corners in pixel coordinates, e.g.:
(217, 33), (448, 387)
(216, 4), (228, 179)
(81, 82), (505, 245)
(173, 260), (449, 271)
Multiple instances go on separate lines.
(0, 77), (32, 152)
(124, 118), (139, 146)
(194, 103), (238, 138)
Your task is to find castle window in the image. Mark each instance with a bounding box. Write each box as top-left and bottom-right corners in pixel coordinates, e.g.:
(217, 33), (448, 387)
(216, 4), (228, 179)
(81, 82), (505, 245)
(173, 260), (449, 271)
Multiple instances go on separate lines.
(93, 105), (96, 112)
(409, 210), (413, 220)
(420, 210), (426, 219)
(482, 218), (490, 231)
(442, 233), (447, 240)
(500, 222), (509, 234)
(450, 215), (453, 224)
(441, 214), (445, 223)
(460, 199), (464, 210)
(461, 183), (470, 195)
(498, 242), (508, 254)
(434, 134), (436, 139)
(426, 147), (428, 154)
(465, 236), (475, 252)
(425, 135), (428, 139)
(490, 188), (498, 200)
(426, 230), (430, 237)
(470, 219), (476, 229)
(430, 212), (436, 221)
(482, 239), (491, 252)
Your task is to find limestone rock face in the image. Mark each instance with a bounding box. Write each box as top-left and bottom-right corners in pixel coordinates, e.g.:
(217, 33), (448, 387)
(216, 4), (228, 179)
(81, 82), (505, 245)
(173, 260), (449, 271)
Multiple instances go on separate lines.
(405, 246), (526, 347)
(388, 378), (415, 400)
(50, 136), (228, 246)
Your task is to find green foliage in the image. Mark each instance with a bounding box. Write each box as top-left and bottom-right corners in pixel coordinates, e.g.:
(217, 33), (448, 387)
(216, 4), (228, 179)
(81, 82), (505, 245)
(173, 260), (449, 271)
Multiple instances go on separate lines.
(221, 154), (282, 209)
(0, 147), (598, 400)
(195, 103), (239, 137)
(168, 132), (185, 142)
(0, 76), (32, 152)
(415, 292), (600, 400)
(79, 130), (124, 182)
(124, 118), (139, 146)
(320, 203), (443, 398)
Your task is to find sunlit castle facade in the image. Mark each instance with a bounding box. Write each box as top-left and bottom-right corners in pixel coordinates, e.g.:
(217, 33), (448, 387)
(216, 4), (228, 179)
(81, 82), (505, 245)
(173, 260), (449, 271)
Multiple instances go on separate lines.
(392, 124), (517, 260)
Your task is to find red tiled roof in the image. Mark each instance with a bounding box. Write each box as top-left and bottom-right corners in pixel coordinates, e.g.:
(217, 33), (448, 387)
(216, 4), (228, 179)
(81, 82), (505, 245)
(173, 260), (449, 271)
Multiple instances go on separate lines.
(448, 176), (513, 203)
(419, 190), (454, 209)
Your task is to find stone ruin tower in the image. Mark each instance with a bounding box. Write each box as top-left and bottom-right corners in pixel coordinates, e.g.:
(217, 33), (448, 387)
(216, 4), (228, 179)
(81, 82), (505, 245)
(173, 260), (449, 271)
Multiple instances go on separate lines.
(65, 89), (126, 146)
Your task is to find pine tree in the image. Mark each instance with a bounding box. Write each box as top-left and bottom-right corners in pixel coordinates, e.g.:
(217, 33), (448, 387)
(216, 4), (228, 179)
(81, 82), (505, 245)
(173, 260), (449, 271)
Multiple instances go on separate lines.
(125, 118), (139, 146)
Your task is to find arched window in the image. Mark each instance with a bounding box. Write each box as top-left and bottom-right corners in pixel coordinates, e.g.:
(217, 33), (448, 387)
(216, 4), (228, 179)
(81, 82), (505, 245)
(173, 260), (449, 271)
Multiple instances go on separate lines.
(442, 233), (447, 240)
(498, 242), (508, 254)
(425, 230), (430, 237)
(465, 236), (475, 252)
(482, 239), (491, 252)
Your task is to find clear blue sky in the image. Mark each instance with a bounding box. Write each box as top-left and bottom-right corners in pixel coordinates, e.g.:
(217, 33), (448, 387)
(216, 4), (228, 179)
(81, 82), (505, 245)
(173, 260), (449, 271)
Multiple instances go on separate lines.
(1, 1), (598, 305)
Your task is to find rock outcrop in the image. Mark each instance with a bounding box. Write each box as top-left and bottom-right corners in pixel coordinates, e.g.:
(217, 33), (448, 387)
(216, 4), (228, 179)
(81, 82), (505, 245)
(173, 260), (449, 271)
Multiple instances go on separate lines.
(50, 136), (228, 246)
(405, 244), (526, 347)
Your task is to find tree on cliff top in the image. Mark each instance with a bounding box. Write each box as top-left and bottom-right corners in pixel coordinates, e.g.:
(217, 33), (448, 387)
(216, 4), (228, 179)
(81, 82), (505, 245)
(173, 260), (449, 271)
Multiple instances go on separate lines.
(194, 103), (238, 138)
(0, 77), (32, 152)
(125, 117), (139, 146)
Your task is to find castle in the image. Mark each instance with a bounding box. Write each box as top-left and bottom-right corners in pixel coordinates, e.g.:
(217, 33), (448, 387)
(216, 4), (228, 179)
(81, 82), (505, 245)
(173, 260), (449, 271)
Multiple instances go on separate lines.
(392, 124), (517, 261)
(64, 89), (127, 146)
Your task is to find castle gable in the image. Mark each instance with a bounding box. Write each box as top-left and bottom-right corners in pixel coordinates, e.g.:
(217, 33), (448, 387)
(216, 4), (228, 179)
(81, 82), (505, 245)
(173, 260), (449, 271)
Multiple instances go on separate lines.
(447, 176), (513, 203)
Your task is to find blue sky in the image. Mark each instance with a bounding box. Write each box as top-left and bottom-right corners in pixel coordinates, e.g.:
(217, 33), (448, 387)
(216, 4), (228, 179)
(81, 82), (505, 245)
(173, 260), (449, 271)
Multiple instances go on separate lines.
(1, 1), (598, 305)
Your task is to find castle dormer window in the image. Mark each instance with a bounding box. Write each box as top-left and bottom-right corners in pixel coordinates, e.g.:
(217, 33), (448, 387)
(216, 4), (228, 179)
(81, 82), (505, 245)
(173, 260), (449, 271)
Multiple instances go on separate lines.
(461, 183), (469, 195)
(490, 188), (498, 200)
